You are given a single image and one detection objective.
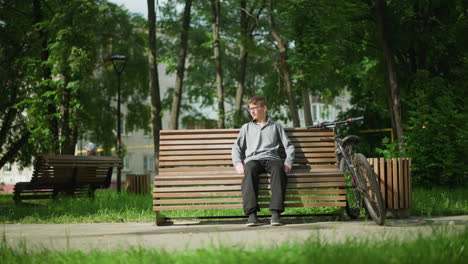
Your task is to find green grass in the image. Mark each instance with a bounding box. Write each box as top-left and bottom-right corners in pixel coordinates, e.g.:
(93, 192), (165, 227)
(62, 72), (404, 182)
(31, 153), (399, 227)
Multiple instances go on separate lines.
(0, 187), (466, 224)
(1, 227), (466, 263)
(411, 187), (468, 216)
(0, 190), (153, 224)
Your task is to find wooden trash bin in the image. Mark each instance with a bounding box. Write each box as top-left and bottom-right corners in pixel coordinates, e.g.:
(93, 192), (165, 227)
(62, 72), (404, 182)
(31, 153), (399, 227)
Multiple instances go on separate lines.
(368, 158), (412, 218)
(126, 174), (151, 195)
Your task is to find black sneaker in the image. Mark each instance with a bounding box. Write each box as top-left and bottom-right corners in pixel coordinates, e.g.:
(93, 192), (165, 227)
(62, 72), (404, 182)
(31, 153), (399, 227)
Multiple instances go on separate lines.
(270, 211), (282, 226)
(246, 213), (259, 227)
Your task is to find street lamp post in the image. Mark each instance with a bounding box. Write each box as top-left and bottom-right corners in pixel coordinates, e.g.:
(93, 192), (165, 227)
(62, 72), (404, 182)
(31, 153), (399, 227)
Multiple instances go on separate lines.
(110, 55), (127, 193)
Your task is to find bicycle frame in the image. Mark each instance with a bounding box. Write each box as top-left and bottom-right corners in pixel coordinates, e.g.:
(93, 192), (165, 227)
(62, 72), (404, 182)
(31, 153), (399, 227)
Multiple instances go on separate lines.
(334, 132), (365, 192)
(310, 117), (365, 191)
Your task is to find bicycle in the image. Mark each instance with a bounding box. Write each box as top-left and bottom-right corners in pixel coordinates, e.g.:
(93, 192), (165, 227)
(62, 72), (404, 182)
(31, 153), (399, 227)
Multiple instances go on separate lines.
(309, 117), (386, 225)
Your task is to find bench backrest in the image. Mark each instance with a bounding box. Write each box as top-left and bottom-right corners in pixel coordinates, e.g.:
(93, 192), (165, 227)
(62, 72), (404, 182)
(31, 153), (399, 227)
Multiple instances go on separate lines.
(154, 128), (346, 211)
(31, 155), (123, 188)
(159, 128), (337, 168)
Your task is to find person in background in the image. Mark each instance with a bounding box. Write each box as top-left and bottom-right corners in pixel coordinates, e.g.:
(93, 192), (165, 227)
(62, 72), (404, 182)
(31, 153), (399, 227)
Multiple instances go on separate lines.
(85, 142), (97, 156)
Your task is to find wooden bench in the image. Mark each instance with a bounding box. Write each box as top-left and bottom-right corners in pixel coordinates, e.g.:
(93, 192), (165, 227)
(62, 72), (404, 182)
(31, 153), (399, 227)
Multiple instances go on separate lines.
(13, 155), (123, 204)
(153, 128), (347, 225)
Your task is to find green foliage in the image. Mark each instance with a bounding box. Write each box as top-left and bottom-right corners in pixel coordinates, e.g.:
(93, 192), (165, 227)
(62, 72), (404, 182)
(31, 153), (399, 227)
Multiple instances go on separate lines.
(405, 73), (467, 188)
(375, 137), (406, 159)
(0, 0), (151, 163)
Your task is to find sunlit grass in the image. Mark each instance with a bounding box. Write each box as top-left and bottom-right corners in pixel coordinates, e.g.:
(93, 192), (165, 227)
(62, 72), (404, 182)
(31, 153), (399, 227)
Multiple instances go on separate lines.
(0, 187), (466, 224)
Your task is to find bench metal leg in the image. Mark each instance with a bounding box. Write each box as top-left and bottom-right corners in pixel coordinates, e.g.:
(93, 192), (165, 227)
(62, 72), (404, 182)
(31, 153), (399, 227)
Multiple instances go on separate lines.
(155, 211), (167, 226)
(13, 191), (22, 205)
(52, 189), (59, 199)
(13, 183), (25, 205)
(336, 207), (346, 221)
(88, 187), (96, 199)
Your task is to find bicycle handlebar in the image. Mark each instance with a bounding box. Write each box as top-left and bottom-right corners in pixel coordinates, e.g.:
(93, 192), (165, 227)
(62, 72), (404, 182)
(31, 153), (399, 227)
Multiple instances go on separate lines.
(308, 116), (364, 129)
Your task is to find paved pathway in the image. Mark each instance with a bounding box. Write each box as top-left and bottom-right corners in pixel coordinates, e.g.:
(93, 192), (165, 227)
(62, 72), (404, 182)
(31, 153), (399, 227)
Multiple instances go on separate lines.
(2, 215), (467, 252)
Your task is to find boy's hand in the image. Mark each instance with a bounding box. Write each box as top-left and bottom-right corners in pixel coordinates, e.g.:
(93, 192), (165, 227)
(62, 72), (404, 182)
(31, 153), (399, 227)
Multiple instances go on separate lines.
(235, 163), (245, 174)
(284, 163), (292, 173)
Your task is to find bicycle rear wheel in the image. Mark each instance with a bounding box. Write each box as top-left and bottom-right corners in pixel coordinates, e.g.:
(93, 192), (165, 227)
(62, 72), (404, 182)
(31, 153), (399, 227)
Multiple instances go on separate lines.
(340, 157), (361, 219)
(354, 153), (386, 225)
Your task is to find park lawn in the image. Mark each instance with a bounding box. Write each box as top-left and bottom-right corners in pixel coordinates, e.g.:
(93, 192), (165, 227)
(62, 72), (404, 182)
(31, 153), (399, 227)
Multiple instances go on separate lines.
(0, 187), (466, 224)
(1, 227), (466, 264)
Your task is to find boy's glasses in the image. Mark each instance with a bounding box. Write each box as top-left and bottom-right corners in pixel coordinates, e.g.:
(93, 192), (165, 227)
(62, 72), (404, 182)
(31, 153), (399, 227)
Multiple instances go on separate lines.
(247, 106), (262, 112)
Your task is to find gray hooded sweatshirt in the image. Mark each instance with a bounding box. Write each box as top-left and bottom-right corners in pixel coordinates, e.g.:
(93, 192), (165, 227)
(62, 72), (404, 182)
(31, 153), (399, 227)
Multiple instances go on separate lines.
(231, 118), (295, 166)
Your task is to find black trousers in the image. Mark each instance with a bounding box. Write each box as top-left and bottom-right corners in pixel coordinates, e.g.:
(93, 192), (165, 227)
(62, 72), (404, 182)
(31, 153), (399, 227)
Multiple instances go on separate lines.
(242, 160), (288, 215)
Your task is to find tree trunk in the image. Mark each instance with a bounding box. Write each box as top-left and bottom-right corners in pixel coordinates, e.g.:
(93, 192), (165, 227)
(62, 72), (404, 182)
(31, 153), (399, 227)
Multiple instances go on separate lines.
(295, 29), (312, 127)
(60, 75), (75, 154)
(0, 80), (18, 150)
(147, 0), (162, 174)
(210, 0), (225, 128)
(302, 89), (312, 127)
(268, 0), (300, 127)
(169, 0), (193, 130)
(375, 0), (404, 145)
(0, 131), (30, 170)
(234, 0), (248, 127)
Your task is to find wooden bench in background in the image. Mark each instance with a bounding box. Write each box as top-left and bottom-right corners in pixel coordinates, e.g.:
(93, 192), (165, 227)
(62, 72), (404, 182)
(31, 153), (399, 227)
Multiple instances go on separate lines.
(153, 128), (347, 225)
(13, 155), (122, 204)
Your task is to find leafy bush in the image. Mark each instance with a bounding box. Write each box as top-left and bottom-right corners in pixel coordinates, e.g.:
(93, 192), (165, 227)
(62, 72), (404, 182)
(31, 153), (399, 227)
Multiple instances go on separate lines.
(375, 137), (406, 159)
(405, 74), (467, 188)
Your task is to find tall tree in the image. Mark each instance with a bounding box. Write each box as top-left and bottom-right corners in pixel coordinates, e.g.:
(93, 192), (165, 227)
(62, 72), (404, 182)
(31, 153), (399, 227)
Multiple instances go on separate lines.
(375, 0), (404, 144)
(234, 0), (249, 126)
(169, 0), (193, 129)
(0, 0), (36, 168)
(33, 0), (59, 153)
(234, 0), (265, 127)
(210, 0), (225, 128)
(147, 0), (162, 174)
(268, 0), (300, 127)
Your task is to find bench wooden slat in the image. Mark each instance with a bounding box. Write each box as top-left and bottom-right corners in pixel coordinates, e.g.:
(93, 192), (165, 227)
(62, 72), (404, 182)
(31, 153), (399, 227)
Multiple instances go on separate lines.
(161, 129), (241, 135)
(154, 201), (346, 211)
(155, 172), (345, 180)
(154, 195), (346, 205)
(161, 133), (239, 140)
(159, 142), (335, 150)
(160, 157), (337, 167)
(160, 137), (334, 146)
(154, 182), (346, 193)
(160, 128), (332, 134)
(160, 147), (335, 156)
(159, 152), (336, 162)
(155, 177), (345, 186)
(160, 144), (232, 150)
(154, 189), (347, 198)
(158, 164), (339, 174)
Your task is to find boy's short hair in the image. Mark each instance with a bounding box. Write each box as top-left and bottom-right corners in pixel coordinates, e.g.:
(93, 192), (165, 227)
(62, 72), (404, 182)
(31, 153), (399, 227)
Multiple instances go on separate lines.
(248, 95), (267, 106)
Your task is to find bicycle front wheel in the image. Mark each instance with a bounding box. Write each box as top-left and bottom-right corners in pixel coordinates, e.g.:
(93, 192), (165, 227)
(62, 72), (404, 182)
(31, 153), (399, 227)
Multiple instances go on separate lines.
(340, 157), (361, 219)
(354, 153), (386, 225)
